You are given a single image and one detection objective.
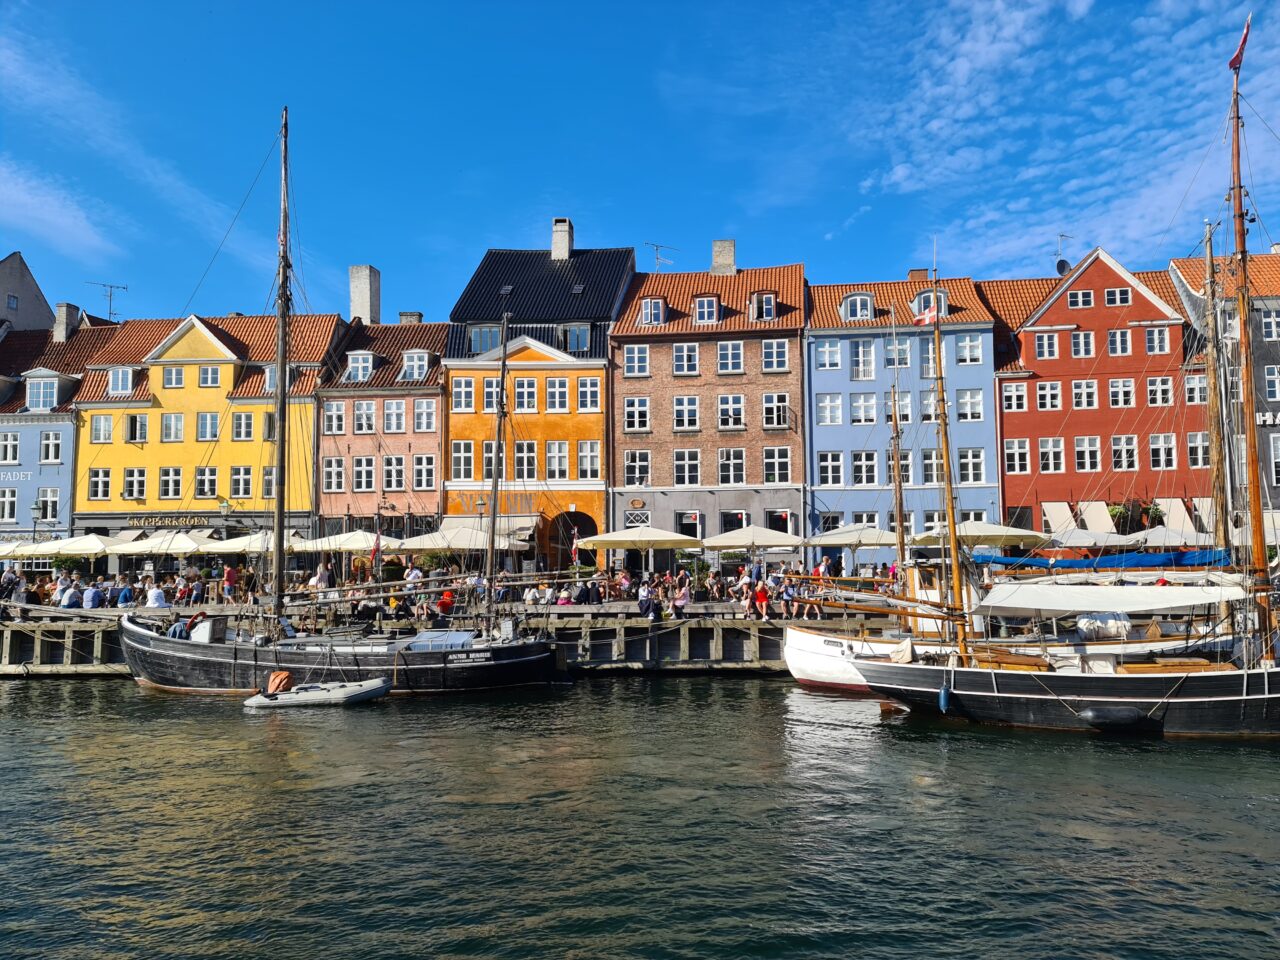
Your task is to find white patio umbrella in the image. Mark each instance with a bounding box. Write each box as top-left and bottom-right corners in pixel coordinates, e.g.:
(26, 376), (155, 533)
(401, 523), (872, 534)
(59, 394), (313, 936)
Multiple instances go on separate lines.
(576, 525), (702, 550)
(399, 526), (519, 552)
(701, 524), (802, 550)
(202, 530), (304, 554)
(14, 533), (127, 559)
(804, 523), (899, 547)
(0, 540), (30, 558)
(913, 520), (1050, 549)
(292, 529), (404, 553)
(107, 531), (220, 557)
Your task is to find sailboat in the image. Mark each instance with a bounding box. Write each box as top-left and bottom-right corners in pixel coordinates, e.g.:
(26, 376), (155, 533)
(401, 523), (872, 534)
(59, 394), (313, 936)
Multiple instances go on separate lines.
(851, 21), (1280, 735)
(119, 109), (567, 695)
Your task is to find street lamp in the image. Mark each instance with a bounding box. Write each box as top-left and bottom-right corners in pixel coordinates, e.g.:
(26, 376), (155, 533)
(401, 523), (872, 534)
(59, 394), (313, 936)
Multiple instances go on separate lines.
(29, 500), (40, 544)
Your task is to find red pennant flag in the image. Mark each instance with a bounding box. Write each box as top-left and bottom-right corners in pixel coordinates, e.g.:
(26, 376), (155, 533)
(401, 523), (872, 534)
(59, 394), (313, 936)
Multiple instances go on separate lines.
(570, 527), (579, 566)
(1229, 13), (1251, 71)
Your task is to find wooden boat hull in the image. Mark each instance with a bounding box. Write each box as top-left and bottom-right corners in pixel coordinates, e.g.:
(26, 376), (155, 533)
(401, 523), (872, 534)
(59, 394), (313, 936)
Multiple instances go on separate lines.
(853, 658), (1280, 737)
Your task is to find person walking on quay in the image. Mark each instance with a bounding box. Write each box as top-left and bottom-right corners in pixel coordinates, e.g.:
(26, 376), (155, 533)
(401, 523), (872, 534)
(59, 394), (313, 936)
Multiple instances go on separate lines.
(222, 562), (237, 604)
(242, 566), (257, 605)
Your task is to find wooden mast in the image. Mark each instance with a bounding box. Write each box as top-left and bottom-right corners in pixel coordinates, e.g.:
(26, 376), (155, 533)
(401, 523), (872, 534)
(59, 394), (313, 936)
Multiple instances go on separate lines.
(889, 383), (907, 571)
(931, 268), (969, 653)
(1201, 222), (1230, 553)
(482, 311), (512, 625)
(272, 106), (291, 620)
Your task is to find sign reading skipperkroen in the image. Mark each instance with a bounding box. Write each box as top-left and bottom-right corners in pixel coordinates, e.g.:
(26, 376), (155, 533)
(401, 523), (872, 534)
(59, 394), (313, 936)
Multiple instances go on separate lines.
(126, 515), (207, 528)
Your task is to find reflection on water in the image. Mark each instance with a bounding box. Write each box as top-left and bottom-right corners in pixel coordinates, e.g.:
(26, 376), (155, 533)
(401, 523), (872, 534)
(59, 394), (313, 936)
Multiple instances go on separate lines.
(1, 678), (1276, 959)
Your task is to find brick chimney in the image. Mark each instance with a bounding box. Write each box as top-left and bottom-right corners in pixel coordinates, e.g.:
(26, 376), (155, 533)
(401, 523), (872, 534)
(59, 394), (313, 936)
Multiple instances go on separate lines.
(551, 217), (574, 261)
(399, 311), (423, 325)
(349, 265), (381, 324)
(907, 268), (929, 281)
(53, 302), (82, 343)
(710, 240), (736, 275)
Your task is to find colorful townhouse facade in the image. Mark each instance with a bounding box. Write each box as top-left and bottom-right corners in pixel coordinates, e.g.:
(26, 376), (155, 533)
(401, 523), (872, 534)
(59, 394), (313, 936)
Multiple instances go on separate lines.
(71, 312), (345, 538)
(804, 273), (1002, 562)
(441, 219), (635, 569)
(984, 248), (1209, 535)
(609, 243), (807, 543)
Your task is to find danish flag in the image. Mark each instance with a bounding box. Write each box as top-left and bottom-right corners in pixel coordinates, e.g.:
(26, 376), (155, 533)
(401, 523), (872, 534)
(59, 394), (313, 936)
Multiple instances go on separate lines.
(1229, 14), (1251, 72)
(914, 303), (938, 326)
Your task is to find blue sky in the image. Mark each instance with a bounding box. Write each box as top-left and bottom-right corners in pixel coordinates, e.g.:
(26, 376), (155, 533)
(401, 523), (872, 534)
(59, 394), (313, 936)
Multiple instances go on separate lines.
(1, 0), (1275, 324)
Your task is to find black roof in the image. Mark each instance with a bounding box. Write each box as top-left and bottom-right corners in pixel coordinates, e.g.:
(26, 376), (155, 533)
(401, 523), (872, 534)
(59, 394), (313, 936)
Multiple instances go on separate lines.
(449, 248), (635, 324)
(444, 322), (609, 360)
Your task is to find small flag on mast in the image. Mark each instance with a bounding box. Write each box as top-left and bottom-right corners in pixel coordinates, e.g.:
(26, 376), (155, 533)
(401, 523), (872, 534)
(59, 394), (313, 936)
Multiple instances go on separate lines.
(372, 529), (381, 567)
(1229, 13), (1251, 71)
(570, 527), (579, 566)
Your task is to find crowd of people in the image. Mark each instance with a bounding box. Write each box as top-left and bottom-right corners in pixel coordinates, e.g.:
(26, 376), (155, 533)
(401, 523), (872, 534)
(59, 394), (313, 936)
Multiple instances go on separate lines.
(0, 563), (262, 610)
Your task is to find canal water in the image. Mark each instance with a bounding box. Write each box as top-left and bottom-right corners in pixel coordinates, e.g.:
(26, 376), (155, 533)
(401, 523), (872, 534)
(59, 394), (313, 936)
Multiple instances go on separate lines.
(1, 678), (1275, 959)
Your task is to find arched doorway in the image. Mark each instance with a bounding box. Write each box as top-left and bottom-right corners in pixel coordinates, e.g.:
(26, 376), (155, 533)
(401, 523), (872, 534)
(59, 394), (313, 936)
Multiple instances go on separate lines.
(547, 511), (598, 571)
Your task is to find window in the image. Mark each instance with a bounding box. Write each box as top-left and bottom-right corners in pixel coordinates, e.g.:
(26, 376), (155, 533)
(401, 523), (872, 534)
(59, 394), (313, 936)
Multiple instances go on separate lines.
(1004, 438), (1030, 474)
(88, 468), (110, 500)
(1039, 437), (1064, 473)
(163, 367), (184, 388)
(676, 511), (702, 539)
(1263, 310), (1280, 341)
(578, 377), (601, 412)
(159, 467), (182, 499)
(921, 389), (938, 422)
(673, 449), (700, 485)
(546, 378), (569, 411)
(624, 396), (650, 432)
(694, 296), (718, 323)
(763, 393), (790, 429)
(720, 510), (748, 534)
(194, 466), (217, 498)
(482, 377), (501, 413)
(887, 512), (914, 536)
(470, 326), (500, 354)
(886, 449), (911, 485)
(108, 368), (133, 395)
(1111, 435), (1138, 471)
(1067, 290), (1094, 308)
(323, 401), (345, 434)
(198, 365), (221, 387)
(1266, 366), (1280, 403)
(159, 413), (183, 443)
(815, 338), (841, 370)
(751, 292), (776, 321)
(922, 339), (940, 379)
(89, 416), (111, 444)
(816, 393), (842, 426)
(383, 456), (405, 491)
(956, 389), (983, 421)
(384, 399), (406, 432)
(546, 441), (568, 480)
(885, 338), (910, 368)
(1146, 327), (1170, 355)
(718, 394), (745, 429)
(1034, 333), (1059, 359)
(39, 431), (61, 463)
(958, 509), (988, 524)
(850, 393), (876, 425)
(673, 395), (699, 430)
(850, 450), (878, 486)
(1147, 376), (1173, 406)
(719, 448), (746, 485)
(624, 450), (651, 487)
(231, 465), (252, 498)
(26, 379), (56, 411)
(122, 413), (147, 444)
(514, 378), (537, 412)
(1074, 436), (1100, 472)
(1109, 378), (1135, 408)
(1150, 433), (1176, 470)
(762, 339), (789, 371)
(817, 451), (843, 486)
(1105, 287), (1132, 306)
(1272, 435), (1280, 485)
(913, 289), (947, 317)
(850, 339), (874, 380)
(1185, 374), (1208, 405)
(412, 454), (436, 490)
(122, 468), (146, 500)
(1070, 331), (1094, 358)
(640, 297), (665, 325)
(192, 413), (221, 445)
(414, 398), (437, 432)
(0, 489), (16, 523)
(673, 343), (699, 375)
(956, 334), (982, 365)
(717, 341), (744, 373)
(5, 294), (15, 310)
(451, 441), (473, 481)
(844, 293), (873, 321)
(1002, 382), (1027, 412)
(322, 458), (345, 492)
(1037, 381), (1062, 411)
(353, 456), (375, 491)
(624, 344), (649, 376)
(922, 510), (949, 533)
(1188, 432), (1210, 469)
(625, 510), (651, 528)
(578, 440), (601, 480)
(452, 377), (475, 412)
(1072, 379), (1098, 409)
(400, 351), (430, 381)
(263, 365), (290, 393)
(481, 441), (505, 481)
(353, 401), (375, 434)
(231, 412), (253, 441)
(262, 467), (276, 500)
(763, 447), (791, 484)
(884, 391), (911, 424)
(1108, 330), (1131, 356)
(957, 448), (985, 484)
(263, 412), (277, 442)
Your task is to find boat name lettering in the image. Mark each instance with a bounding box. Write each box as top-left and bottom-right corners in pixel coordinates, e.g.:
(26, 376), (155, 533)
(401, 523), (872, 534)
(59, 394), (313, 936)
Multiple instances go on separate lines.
(449, 652), (492, 662)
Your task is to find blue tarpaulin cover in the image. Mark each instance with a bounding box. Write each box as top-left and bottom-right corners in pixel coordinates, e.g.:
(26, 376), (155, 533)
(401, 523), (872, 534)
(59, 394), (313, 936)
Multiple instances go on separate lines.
(973, 549), (1230, 569)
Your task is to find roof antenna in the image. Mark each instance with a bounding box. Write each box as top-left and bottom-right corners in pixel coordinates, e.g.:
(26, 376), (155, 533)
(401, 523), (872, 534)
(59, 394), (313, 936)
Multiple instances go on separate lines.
(1055, 234), (1073, 276)
(85, 281), (128, 322)
(643, 241), (678, 272)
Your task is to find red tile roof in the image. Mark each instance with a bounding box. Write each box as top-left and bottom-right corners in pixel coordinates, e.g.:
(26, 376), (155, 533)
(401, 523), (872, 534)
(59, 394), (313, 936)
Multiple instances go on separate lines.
(810, 276), (996, 330)
(87, 314), (342, 367)
(321, 321), (449, 390)
(87, 319), (183, 367)
(613, 264), (806, 336)
(1133, 269), (1183, 314)
(227, 367), (322, 400)
(0, 326), (122, 413)
(1170, 251), (1280, 297)
(974, 278), (1061, 330)
(75, 369), (155, 405)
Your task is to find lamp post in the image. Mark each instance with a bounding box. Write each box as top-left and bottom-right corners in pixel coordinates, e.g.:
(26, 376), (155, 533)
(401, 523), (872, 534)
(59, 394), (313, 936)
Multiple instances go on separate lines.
(29, 500), (41, 544)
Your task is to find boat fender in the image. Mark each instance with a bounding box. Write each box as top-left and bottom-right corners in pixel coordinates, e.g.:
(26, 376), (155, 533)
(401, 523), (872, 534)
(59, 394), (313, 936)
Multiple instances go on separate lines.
(1078, 706), (1147, 729)
(938, 683), (952, 714)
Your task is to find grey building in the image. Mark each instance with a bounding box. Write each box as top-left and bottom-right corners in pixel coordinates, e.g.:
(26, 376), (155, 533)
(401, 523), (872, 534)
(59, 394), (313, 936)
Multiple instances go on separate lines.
(0, 251), (56, 332)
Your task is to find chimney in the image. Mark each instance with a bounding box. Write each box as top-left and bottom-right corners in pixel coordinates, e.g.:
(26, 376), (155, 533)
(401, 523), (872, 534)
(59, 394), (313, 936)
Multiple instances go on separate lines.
(710, 239), (736, 275)
(907, 268), (929, 281)
(551, 217), (574, 261)
(53, 302), (81, 343)
(399, 311), (424, 325)
(349, 265), (381, 324)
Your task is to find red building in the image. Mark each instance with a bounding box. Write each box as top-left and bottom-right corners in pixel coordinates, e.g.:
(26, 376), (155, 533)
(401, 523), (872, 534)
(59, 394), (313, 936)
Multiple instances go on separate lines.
(979, 248), (1209, 536)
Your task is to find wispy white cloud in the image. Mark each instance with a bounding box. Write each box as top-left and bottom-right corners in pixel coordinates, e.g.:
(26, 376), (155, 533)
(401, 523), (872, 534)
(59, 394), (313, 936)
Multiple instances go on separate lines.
(0, 155), (121, 261)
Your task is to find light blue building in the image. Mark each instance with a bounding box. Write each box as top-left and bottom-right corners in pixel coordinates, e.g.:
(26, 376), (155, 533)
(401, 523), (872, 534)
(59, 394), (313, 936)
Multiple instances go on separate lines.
(803, 277), (1001, 569)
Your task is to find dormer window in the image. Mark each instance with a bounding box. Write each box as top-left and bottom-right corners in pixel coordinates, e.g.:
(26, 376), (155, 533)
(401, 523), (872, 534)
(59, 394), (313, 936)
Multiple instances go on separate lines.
(843, 293), (873, 322)
(640, 298), (666, 325)
(107, 368), (133, 396)
(263, 365), (294, 392)
(750, 292), (777, 321)
(401, 351), (430, 381)
(346, 352), (373, 382)
(470, 325), (501, 354)
(564, 324), (591, 354)
(26, 378), (56, 411)
(694, 296), (719, 324)
(912, 290), (948, 318)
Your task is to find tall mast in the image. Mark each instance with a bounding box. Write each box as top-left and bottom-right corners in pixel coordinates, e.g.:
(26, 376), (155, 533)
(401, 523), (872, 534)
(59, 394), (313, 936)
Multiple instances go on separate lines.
(272, 106), (290, 620)
(931, 267), (968, 653)
(1201, 222), (1230, 553)
(482, 311), (512, 624)
(889, 383), (907, 569)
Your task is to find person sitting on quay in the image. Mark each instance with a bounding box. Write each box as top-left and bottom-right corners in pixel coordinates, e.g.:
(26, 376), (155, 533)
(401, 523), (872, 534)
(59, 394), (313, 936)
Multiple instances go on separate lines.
(143, 577), (170, 608)
(59, 580), (84, 609)
(114, 577), (135, 608)
(705, 569), (724, 601)
(82, 580), (105, 610)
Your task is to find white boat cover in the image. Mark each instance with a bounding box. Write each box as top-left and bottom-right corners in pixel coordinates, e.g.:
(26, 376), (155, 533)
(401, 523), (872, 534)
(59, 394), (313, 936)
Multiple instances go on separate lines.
(976, 581), (1247, 617)
(1142, 525), (1214, 547)
(1051, 528), (1148, 548)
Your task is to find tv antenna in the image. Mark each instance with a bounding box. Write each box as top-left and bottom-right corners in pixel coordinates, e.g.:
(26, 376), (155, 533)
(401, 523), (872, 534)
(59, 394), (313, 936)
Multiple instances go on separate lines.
(643, 242), (678, 272)
(85, 281), (128, 322)
(1055, 234), (1073, 276)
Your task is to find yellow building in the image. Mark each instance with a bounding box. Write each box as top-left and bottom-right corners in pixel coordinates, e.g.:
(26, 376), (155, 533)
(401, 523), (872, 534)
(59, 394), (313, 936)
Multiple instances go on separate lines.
(71, 313), (344, 537)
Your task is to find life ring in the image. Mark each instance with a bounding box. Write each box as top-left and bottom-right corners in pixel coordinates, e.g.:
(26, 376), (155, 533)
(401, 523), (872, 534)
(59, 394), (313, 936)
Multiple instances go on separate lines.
(186, 611), (208, 633)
